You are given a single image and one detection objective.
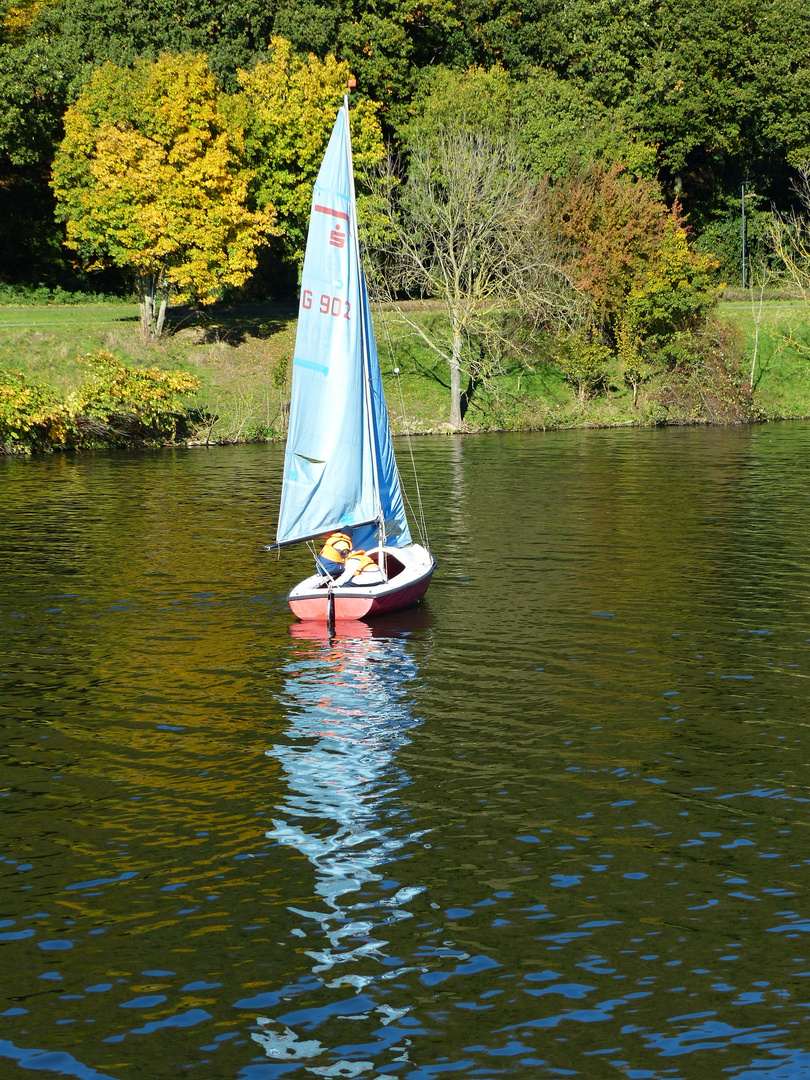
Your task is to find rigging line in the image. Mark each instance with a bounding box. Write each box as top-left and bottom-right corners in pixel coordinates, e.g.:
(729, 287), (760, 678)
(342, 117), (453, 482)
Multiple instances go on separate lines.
(395, 366), (429, 548)
(306, 538), (341, 583)
(379, 309), (429, 548)
(374, 293), (430, 549)
(354, 143), (428, 551)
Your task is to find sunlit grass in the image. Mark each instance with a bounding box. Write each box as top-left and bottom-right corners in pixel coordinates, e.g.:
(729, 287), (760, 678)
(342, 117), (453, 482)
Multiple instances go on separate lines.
(718, 300), (810, 419)
(2, 297), (809, 444)
(0, 302), (298, 441)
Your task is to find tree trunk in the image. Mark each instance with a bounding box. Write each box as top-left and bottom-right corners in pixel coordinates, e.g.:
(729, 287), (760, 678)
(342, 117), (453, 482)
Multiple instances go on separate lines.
(155, 279), (170, 337)
(460, 373), (476, 420)
(449, 324), (463, 428)
(138, 273), (170, 340)
(138, 275), (155, 339)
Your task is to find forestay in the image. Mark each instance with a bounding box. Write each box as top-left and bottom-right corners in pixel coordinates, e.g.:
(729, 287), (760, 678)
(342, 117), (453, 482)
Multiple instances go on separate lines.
(276, 105), (411, 551)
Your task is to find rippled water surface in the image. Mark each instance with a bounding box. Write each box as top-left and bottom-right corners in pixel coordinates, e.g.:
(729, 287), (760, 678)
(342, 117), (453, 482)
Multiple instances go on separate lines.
(2, 424), (810, 1080)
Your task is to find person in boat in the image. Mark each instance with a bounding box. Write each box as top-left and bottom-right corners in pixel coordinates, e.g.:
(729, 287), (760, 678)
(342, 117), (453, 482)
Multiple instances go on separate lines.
(316, 531), (353, 578)
(338, 548), (386, 587)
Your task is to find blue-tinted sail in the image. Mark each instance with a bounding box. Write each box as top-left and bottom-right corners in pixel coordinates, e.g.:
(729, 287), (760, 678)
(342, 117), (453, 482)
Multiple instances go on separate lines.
(276, 105), (412, 550)
(276, 108), (375, 546)
(352, 269), (411, 550)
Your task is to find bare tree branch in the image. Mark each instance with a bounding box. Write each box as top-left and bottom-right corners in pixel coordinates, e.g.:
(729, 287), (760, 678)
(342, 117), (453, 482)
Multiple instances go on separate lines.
(768, 167), (810, 303)
(363, 127), (587, 427)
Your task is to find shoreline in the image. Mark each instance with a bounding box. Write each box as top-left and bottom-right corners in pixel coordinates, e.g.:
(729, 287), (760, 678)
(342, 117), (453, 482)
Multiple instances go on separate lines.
(2, 297), (810, 453)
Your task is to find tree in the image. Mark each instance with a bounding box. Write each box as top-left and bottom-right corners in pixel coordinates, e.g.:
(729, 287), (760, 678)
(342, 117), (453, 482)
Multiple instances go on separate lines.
(234, 37), (384, 263)
(550, 164), (717, 336)
(366, 125), (581, 428)
(548, 161), (720, 402)
(0, 34), (78, 283)
(19, 0), (277, 87)
(405, 64), (656, 181)
(335, 0), (465, 117)
(768, 168), (810, 303)
(555, 0), (810, 218)
(51, 53), (277, 338)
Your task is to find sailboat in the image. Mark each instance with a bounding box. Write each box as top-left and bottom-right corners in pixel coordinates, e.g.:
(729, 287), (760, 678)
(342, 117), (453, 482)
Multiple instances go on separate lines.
(272, 92), (436, 622)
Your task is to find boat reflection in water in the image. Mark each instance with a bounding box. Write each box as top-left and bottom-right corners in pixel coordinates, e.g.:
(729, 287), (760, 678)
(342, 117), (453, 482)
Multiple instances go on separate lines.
(254, 611), (433, 1075)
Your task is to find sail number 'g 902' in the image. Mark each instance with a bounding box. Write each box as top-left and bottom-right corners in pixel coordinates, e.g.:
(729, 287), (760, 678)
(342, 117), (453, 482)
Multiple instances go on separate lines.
(302, 290), (350, 319)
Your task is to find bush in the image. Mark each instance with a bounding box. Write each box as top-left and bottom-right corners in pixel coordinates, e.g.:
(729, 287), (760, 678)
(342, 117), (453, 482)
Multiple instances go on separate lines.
(0, 369), (67, 452)
(0, 284), (131, 306)
(550, 163), (721, 345)
(646, 318), (757, 424)
(70, 351), (200, 446)
(555, 333), (614, 402)
(0, 351), (200, 453)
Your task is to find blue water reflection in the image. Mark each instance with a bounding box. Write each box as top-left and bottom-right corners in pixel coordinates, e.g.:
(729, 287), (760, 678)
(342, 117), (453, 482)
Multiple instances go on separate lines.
(254, 617), (429, 1076)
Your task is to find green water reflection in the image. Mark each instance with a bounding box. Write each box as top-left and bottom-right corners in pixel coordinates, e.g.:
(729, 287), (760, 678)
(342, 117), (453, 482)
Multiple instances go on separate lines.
(1, 424), (809, 1079)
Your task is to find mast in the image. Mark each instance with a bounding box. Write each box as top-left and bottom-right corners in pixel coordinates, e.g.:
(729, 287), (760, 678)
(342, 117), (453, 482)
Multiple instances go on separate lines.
(343, 90), (387, 562)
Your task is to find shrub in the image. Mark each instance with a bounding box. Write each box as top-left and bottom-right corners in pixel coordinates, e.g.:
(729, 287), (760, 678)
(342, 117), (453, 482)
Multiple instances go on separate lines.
(69, 351), (200, 446)
(555, 333), (614, 402)
(550, 163), (720, 346)
(0, 284), (130, 306)
(0, 351), (200, 453)
(0, 369), (67, 452)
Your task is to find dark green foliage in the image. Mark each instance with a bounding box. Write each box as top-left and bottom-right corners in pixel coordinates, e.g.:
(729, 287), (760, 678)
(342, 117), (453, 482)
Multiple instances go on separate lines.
(273, 1), (339, 56)
(28, 0), (277, 88)
(0, 38), (78, 283)
(694, 194), (777, 286)
(0, 38), (68, 169)
(554, 0), (810, 216)
(3, 0), (810, 310)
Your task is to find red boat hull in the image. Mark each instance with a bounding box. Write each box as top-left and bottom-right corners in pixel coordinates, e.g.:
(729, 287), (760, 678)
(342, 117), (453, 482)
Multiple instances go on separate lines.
(289, 564), (434, 621)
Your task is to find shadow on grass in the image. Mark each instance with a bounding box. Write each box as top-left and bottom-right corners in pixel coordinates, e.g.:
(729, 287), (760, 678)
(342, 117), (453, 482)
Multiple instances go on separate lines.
(107, 301), (298, 340)
(163, 302), (297, 344)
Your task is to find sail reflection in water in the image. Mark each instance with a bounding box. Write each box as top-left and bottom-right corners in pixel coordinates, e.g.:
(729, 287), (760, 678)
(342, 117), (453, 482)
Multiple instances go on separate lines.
(255, 617), (430, 1075)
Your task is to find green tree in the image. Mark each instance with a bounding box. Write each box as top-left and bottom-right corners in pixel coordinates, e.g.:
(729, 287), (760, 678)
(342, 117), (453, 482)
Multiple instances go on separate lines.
(0, 33), (78, 283)
(18, 0), (277, 87)
(512, 69), (656, 180)
(556, 0), (810, 216)
(52, 53), (277, 338)
(336, 0), (463, 115)
(404, 64), (655, 181)
(234, 36), (384, 262)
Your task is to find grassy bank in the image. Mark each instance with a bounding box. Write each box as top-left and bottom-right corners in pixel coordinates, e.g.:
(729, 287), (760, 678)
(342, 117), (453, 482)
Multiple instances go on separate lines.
(1, 296), (809, 448)
(719, 300), (810, 420)
(0, 302), (297, 444)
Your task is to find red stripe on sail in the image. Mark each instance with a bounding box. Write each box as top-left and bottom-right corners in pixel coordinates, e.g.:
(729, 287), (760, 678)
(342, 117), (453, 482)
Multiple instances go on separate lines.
(314, 204), (350, 224)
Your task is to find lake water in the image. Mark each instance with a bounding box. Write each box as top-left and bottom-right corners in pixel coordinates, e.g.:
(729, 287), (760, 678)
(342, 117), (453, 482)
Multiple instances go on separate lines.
(1, 423), (810, 1080)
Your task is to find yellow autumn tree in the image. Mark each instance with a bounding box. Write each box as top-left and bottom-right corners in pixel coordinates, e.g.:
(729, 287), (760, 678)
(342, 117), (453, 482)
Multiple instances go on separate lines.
(52, 53), (278, 339)
(234, 36), (384, 261)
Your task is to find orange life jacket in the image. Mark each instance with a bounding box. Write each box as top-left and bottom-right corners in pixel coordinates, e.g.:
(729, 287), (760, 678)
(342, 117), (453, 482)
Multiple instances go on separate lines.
(320, 532), (352, 562)
(344, 549), (377, 575)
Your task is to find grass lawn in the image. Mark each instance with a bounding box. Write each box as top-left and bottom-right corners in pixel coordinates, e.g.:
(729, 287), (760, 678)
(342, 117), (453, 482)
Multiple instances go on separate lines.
(1, 295), (809, 444)
(718, 300), (810, 419)
(0, 302), (297, 442)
